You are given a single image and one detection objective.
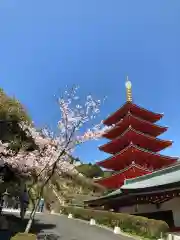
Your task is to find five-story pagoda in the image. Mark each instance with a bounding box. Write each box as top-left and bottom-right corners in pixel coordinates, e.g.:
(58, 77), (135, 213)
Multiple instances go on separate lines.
(95, 78), (178, 190)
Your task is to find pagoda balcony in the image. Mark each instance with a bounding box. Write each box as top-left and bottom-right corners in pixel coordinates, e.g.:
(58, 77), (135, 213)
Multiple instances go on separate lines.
(95, 163), (151, 189)
(103, 113), (167, 140)
(103, 102), (163, 126)
(99, 127), (172, 154)
(97, 144), (177, 171)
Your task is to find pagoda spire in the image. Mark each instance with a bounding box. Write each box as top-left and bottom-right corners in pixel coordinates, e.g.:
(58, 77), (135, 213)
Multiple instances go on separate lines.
(125, 76), (132, 102)
(94, 79), (176, 191)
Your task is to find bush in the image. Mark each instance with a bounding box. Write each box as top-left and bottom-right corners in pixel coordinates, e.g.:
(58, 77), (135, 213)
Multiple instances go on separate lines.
(60, 206), (169, 239)
(11, 233), (37, 240)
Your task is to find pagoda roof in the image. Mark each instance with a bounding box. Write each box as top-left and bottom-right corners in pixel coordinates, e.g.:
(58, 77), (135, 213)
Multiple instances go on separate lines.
(103, 113), (167, 139)
(95, 163), (151, 189)
(85, 163), (180, 206)
(103, 102), (163, 126)
(97, 144), (177, 171)
(99, 127), (172, 154)
(85, 185), (180, 207)
(121, 162), (180, 191)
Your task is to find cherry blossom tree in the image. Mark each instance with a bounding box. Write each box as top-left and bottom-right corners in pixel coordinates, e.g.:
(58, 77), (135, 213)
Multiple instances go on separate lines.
(0, 86), (110, 232)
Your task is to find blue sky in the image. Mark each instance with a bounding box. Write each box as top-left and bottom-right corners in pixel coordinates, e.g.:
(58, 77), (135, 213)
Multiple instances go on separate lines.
(0, 1), (180, 163)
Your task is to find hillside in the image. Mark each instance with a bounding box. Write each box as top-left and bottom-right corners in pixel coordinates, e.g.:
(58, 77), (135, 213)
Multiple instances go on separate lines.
(76, 162), (113, 179)
(43, 171), (105, 209)
(0, 88), (36, 152)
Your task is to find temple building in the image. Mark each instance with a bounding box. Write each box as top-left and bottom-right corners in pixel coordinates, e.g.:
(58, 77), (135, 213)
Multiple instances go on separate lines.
(95, 77), (177, 189)
(85, 78), (180, 230)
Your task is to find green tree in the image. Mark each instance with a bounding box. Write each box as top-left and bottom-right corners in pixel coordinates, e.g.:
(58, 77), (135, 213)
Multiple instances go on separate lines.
(0, 88), (31, 123)
(103, 171), (113, 178)
(76, 163), (104, 178)
(0, 88), (36, 152)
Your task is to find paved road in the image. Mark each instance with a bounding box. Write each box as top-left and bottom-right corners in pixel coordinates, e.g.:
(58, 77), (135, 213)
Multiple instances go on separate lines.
(3, 211), (134, 240)
(33, 213), (134, 240)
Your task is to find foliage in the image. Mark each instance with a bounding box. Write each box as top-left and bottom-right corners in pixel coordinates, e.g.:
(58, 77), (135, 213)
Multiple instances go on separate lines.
(0, 88), (31, 123)
(0, 88), (36, 152)
(76, 163), (104, 178)
(0, 86), (109, 232)
(76, 163), (114, 179)
(68, 155), (81, 164)
(11, 233), (36, 240)
(103, 171), (113, 178)
(51, 171), (104, 194)
(60, 206), (169, 239)
(44, 171), (104, 208)
(1, 86), (108, 174)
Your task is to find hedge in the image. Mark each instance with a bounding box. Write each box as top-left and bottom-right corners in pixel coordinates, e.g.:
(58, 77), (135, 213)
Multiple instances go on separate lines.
(11, 233), (36, 240)
(60, 206), (169, 239)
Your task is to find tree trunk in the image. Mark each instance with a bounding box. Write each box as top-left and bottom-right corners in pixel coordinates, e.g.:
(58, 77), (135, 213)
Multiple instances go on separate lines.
(25, 199), (40, 233)
(25, 173), (53, 232)
(25, 149), (66, 232)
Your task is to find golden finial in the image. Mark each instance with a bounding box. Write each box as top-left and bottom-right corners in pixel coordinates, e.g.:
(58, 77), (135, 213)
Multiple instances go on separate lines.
(125, 76), (132, 102)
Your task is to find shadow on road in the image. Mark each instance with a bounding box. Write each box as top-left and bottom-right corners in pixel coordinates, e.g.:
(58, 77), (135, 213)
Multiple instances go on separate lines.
(37, 233), (61, 239)
(0, 213), (57, 240)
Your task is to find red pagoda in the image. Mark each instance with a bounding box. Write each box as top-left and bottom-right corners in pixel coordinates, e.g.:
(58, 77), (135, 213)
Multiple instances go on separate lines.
(95, 78), (178, 190)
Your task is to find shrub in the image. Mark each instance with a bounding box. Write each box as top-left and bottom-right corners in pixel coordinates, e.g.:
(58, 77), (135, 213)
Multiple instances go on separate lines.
(60, 206), (169, 239)
(11, 233), (37, 240)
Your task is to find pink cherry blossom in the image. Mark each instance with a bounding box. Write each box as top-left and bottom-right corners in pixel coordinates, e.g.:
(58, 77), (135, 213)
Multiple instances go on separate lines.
(1, 86), (110, 178)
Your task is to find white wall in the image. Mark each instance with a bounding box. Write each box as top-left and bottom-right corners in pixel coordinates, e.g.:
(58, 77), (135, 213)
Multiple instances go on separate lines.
(119, 197), (180, 227)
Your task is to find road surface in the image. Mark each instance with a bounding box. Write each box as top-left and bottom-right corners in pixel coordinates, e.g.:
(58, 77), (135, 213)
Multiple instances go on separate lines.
(34, 213), (134, 240)
(3, 211), (134, 240)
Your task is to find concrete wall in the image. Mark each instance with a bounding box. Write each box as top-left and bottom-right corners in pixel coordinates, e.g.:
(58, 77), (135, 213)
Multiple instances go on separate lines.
(119, 197), (180, 227)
